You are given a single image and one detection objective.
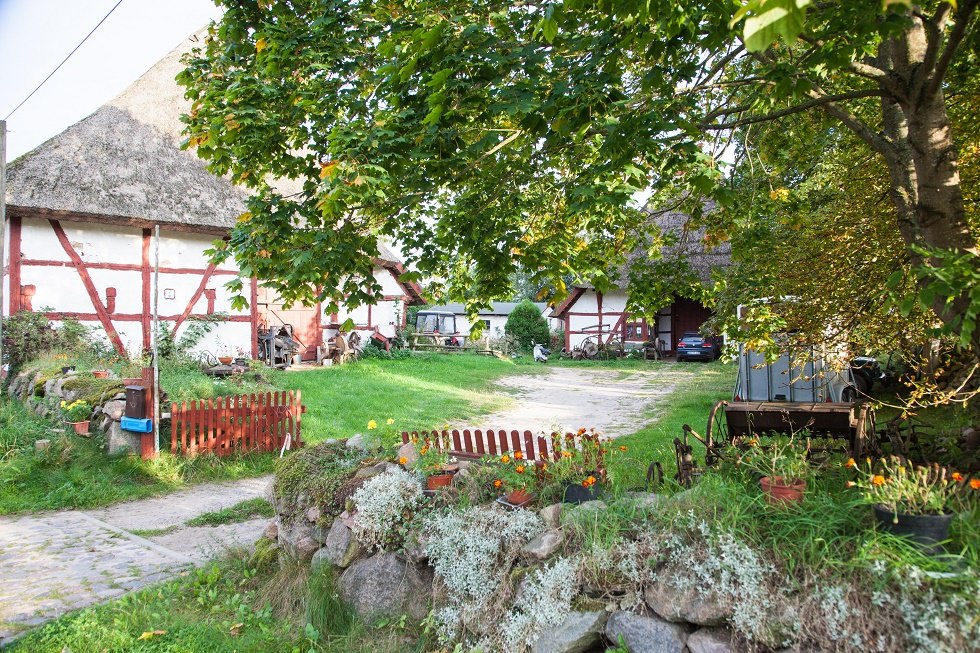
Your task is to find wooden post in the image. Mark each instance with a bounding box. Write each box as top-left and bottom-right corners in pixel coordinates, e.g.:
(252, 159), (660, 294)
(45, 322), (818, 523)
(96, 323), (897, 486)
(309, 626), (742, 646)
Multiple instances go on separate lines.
(0, 121), (7, 380)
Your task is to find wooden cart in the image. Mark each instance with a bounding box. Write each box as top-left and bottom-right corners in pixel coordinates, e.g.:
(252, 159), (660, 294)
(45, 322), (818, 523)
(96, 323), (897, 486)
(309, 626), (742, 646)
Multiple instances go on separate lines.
(702, 400), (877, 465)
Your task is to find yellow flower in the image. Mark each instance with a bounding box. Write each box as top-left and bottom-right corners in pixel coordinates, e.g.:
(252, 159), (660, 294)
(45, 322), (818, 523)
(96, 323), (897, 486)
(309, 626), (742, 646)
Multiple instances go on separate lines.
(501, 455), (511, 464)
(872, 475), (886, 487)
(367, 420), (377, 430)
(970, 479), (980, 490)
(541, 463), (548, 471)
(561, 451), (572, 458)
(399, 457), (408, 465)
(386, 418), (395, 425)
(420, 445), (429, 455)
(60, 401), (67, 408)
(844, 458), (856, 468)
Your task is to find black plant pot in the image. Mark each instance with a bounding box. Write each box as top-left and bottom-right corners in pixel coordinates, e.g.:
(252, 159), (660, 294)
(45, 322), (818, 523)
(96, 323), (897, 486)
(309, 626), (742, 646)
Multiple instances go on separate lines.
(61, 366), (75, 374)
(873, 504), (953, 555)
(563, 482), (601, 505)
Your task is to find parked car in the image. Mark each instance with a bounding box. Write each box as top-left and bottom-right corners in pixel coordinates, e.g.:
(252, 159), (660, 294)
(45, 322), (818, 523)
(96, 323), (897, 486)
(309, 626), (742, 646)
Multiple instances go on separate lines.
(676, 332), (722, 361)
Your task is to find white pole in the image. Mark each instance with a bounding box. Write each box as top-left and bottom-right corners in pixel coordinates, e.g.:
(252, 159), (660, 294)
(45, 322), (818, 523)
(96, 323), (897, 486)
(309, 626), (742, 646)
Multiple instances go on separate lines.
(0, 121), (6, 381)
(152, 224), (160, 454)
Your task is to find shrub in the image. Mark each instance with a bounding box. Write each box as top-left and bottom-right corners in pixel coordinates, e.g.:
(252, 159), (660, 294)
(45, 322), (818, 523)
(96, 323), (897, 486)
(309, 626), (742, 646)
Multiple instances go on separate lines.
(504, 300), (550, 351)
(350, 468), (425, 550)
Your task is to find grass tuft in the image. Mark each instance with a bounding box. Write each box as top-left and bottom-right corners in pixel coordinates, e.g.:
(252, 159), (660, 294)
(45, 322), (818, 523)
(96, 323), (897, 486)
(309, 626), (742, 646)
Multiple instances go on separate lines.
(185, 498), (275, 527)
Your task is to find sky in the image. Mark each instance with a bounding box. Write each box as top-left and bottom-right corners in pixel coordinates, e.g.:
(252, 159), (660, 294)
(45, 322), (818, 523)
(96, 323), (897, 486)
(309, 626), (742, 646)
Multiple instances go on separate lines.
(0, 0), (222, 161)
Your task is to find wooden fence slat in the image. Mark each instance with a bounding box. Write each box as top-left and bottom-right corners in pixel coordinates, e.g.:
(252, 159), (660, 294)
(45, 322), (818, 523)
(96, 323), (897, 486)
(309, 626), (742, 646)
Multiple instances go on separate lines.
(510, 430), (521, 456)
(536, 435), (548, 461)
(295, 390), (302, 447)
(523, 430), (535, 459)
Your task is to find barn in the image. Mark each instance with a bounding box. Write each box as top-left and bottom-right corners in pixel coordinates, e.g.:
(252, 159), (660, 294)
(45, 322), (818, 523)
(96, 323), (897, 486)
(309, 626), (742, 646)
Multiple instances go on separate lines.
(551, 210), (731, 355)
(2, 33), (422, 361)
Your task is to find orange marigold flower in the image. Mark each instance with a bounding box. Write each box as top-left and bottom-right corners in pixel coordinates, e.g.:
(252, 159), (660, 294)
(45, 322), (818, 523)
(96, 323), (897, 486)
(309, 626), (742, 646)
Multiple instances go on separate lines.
(514, 451), (524, 460)
(581, 479), (591, 487)
(844, 458), (856, 468)
(872, 475), (886, 486)
(493, 479), (502, 488)
(970, 479), (980, 490)
(541, 463), (548, 471)
(619, 445), (628, 452)
(420, 445), (429, 455)
(951, 472), (964, 482)
(515, 465), (526, 474)
(399, 457), (407, 465)
(561, 451), (572, 458)
(577, 427), (587, 435)
(501, 455), (511, 464)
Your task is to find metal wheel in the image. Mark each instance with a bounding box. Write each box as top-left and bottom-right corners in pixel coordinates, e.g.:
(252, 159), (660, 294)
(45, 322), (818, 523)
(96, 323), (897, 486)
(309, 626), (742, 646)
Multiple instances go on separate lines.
(606, 337), (624, 359)
(347, 331), (362, 350)
(581, 337), (599, 359)
(705, 400), (729, 466)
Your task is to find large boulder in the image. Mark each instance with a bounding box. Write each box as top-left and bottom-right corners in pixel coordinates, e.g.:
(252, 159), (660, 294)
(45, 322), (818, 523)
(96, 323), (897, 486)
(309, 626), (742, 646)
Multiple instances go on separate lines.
(522, 529), (565, 561)
(531, 610), (608, 653)
(559, 500), (607, 527)
(604, 611), (688, 653)
(107, 422), (140, 455)
(100, 399), (127, 421)
(397, 441), (419, 469)
(644, 579), (731, 626)
(346, 432), (382, 452)
(320, 518), (364, 568)
(278, 519), (320, 560)
(539, 503), (562, 530)
(687, 627), (737, 653)
(338, 552), (432, 621)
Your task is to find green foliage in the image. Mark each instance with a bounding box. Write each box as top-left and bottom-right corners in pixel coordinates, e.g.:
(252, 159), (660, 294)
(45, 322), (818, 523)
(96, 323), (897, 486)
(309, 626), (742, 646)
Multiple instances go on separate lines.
(0, 396), (49, 461)
(1, 312), (96, 377)
(59, 399), (93, 423)
(156, 314), (227, 360)
(273, 443), (364, 523)
(504, 300), (550, 351)
(306, 565), (356, 638)
(185, 497), (275, 527)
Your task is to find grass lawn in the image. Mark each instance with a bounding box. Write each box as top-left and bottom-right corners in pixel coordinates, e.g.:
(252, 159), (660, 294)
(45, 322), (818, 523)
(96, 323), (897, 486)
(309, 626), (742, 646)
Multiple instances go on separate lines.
(0, 354), (527, 514)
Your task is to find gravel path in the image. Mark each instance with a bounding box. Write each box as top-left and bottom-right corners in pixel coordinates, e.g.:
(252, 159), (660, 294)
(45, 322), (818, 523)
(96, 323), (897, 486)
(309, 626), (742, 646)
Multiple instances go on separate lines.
(0, 475), (272, 645)
(461, 365), (678, 437)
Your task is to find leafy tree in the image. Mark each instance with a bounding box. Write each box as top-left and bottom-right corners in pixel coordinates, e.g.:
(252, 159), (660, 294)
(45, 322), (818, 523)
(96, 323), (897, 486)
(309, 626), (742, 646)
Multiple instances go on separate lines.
(178, 0), (978, 355)
(505, 300), (551, 350)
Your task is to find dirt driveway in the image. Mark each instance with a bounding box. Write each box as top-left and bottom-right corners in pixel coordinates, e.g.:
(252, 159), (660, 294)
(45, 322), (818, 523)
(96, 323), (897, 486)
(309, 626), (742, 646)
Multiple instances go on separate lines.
(460, 364), (680, 438)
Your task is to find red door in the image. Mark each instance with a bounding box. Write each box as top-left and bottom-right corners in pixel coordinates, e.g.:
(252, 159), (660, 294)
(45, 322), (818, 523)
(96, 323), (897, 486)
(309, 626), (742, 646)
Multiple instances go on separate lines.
(256, 288), (321, 360)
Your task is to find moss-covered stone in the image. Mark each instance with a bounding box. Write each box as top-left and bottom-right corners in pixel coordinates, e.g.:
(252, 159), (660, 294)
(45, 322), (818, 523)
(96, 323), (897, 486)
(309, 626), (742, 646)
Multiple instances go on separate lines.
(60, 377), (125, 407)
(274, 442), (368, 526)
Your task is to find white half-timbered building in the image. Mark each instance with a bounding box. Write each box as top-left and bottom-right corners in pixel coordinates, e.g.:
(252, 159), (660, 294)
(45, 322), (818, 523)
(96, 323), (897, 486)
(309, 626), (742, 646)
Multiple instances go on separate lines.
(2, 34), (421, 361)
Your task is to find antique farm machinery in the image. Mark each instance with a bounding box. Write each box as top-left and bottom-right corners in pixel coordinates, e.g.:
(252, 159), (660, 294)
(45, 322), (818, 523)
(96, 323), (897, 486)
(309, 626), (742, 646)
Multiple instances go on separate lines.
(257, 325), (301, 369)
(408, 310), (467, 352)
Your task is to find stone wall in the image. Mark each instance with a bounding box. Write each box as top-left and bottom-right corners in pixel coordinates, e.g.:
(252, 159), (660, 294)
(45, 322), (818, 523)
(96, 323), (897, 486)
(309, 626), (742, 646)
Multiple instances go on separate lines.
(6, 368), (142, 455)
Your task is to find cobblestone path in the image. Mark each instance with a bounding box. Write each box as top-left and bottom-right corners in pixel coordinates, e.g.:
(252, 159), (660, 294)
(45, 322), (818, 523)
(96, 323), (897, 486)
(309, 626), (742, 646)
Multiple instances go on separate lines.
(0, 475), (272, 645)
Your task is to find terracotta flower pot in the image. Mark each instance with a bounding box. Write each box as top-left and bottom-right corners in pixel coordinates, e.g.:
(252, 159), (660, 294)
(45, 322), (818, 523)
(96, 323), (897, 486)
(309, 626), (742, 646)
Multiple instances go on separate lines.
(873, 504), (953, 555)
(218, 356), (233, 365)
(69, 420), (91, 436)
(92, 370), (109, 379)
(426, 473), (454, 490)
(760, 476), (806, 504)
(505, 488), (533, 505)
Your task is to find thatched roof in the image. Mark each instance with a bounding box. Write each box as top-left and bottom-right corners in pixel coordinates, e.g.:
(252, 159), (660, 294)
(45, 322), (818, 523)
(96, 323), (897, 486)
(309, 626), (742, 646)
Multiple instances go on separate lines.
(639, 204), (731, 286)
(5, 32), (247, 231)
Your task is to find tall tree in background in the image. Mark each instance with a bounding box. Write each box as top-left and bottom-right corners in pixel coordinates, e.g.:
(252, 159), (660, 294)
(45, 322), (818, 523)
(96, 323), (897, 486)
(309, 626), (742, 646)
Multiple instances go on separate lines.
(179, 0), (978, 354)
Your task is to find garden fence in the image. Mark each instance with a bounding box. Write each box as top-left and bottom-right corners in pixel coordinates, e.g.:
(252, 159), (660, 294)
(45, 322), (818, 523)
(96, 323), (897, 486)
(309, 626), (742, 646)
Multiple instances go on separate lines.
(171, 391), (303, 456)
(401, 428), (604, 465)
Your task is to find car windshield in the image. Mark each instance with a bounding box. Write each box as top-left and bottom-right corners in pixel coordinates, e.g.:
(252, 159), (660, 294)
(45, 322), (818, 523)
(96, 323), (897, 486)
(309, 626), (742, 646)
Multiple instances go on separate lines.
(680, 336), (706, 344)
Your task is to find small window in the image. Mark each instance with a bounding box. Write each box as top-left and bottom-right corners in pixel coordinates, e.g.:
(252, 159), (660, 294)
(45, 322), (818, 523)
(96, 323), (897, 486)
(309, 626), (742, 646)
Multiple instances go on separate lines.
(481, 319), (491, 330)
(625, 321), (645, 341)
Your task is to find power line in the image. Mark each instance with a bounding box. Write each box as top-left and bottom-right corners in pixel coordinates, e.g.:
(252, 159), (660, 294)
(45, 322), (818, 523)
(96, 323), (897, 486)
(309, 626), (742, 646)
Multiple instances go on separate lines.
(3, 0), (125, 121)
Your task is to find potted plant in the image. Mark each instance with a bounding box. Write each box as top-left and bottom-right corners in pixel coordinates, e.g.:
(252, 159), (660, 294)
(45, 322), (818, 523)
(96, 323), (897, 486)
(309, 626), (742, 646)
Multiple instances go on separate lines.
(416, 439), (454, 490)
(737, 437), (811, 504)
(92, 369), (110, 379)
(847, 456), (978, 553)
(549, 428), (610, 504)
(61, 399), (93, 435)
(486, 450), (540, 505)
(233, 346), (249, 366)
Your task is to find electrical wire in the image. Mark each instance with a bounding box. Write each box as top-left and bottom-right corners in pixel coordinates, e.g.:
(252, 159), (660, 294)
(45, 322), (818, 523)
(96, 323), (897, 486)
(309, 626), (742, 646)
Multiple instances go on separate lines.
(3, 0), (125, 121)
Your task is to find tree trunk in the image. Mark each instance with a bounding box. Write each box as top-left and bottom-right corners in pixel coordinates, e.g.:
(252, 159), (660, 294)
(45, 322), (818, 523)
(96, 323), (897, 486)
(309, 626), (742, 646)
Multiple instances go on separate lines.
(877, 20), (979, 352)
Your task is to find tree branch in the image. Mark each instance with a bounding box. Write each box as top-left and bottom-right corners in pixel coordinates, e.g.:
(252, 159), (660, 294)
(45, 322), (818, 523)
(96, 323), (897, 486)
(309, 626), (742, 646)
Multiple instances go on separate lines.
(927, 0), (980, 99)
(699, 89), (883, 130)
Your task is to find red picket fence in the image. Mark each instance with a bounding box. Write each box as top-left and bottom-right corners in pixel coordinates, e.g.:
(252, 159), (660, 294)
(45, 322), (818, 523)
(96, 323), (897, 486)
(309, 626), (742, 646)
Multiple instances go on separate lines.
(171, 391), (303, 456)
(401, 428), (602, 463)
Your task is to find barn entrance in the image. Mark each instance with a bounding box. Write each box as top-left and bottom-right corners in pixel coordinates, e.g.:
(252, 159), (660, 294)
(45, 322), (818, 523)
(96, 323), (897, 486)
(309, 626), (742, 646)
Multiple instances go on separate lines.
(256, 288), (322, 361)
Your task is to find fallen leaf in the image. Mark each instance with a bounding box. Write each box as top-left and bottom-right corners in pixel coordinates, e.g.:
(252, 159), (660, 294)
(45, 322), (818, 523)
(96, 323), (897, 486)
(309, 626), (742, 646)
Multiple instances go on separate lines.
(137, 630), (166, 641)
(230, 622), (244, 636)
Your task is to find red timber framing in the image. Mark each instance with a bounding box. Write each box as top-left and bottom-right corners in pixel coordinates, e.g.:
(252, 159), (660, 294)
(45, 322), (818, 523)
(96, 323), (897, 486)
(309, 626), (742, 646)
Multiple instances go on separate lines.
(7, 216), (22, 313)
(49, 219), (127, 356)
(170, 262), (217, 337)
(3, 214), (254, 358)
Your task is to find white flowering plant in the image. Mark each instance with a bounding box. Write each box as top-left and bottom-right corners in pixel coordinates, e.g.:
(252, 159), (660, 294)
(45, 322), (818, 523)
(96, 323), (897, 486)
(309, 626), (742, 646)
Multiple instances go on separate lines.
(350, 468), (425, 551)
